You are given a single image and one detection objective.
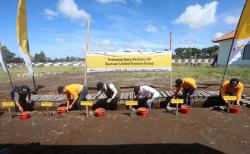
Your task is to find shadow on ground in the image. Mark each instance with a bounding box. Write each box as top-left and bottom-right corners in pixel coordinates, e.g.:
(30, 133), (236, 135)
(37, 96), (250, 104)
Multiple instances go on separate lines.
(0, 143), (225, 154)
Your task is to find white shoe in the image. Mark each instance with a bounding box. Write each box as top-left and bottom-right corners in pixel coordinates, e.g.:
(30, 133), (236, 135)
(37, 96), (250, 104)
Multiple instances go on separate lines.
(166, 107), (173, 111)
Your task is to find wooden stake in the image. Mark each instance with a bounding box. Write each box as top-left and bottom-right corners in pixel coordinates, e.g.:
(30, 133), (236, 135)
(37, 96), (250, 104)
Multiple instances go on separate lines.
(8, 107), (12, 120)
(227, 101), (230, 114)
(47, 107), (49, 117)
(84, 16), (91, 86)
(176, 103), (178, 116)
(86, 106), (89, 118)
(130, 105), (133, 118)
(170, 32), (173, 90)
(32, 75), (37, 94)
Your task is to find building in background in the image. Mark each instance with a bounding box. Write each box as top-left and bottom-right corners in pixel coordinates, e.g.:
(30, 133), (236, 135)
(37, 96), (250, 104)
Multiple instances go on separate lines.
(212, 31), (250, 66)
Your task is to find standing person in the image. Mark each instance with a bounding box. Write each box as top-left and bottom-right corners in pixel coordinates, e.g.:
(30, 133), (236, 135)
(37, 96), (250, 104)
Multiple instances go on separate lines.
(134, 85), (160, 109)
(10, 85), (31, 113)
(57, 84), (88, 110)
(96, 82), (119, 110)
(174, 78), (197, 106)
(220, 78), (244, 107)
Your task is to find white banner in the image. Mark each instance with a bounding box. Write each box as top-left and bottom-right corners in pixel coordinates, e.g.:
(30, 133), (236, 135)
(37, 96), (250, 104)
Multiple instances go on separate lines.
(0, 45), (8, 73)
(87, 51), (172, 73)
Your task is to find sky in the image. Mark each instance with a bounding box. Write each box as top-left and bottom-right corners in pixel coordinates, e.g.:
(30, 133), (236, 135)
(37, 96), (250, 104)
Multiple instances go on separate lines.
(0, 0), (245, 58)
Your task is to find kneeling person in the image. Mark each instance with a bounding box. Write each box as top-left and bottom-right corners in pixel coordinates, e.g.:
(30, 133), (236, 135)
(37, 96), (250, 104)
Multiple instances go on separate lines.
(220, 78), (243, 106)
(58, 84), (88, 110)
(134, 85), (160, 109)
(175, 78), (197, 106)
(96, 82), (119, 110)
(10, 85), (31, 113)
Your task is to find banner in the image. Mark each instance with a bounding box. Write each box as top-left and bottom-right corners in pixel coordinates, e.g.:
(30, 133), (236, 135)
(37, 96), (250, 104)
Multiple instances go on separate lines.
(229, 0), (250, 65)
(0, 45), (8, 73)
(16, 0), (33, 76)
(86, 51), (172, 72)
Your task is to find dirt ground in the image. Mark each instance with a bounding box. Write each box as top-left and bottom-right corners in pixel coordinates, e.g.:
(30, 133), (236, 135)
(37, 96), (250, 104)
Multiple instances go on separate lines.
(0, 73), (250, 154)
(0, 108), (250, 154)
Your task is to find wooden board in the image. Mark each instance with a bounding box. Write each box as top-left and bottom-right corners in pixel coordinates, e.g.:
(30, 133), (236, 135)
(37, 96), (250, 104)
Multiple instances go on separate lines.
(203, 91), (211, 97)
(199, 91), (209, 98)
(28, 91), (248, 102)
(120, 93), (124, 100)
(193, 91), (199, 98)
(123, 92), (129, 100)
(165, 91), (172, 97)
(169, 91), (175, 96)
(160, 91), (168, 98)
(129, 92), (134, 100)
(197, 91), (204, 97)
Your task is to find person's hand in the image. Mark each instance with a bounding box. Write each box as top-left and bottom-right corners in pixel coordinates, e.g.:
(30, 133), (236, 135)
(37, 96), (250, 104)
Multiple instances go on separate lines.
(68, 104), (73, 110)
(26, 97), (31, 103)
(107, 98), (112, 103)
(224, 100), (229, 105)
(18, 106), (24, 113)
(236, 100), (240, 106)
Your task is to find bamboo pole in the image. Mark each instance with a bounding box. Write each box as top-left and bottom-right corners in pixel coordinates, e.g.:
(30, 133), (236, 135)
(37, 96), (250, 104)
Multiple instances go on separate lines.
(84, 16), (91, 86)
(170, 32), (173, 90)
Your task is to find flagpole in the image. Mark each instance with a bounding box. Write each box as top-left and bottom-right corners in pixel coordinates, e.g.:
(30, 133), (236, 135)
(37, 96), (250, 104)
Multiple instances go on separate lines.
(6, 66), (14, 89)
(170, 32), (173, 90)
(220, 1), (247, 86)
(84, 16), (91, 86)
(0, 42), (14, 89)
(32, 74), (37, 93)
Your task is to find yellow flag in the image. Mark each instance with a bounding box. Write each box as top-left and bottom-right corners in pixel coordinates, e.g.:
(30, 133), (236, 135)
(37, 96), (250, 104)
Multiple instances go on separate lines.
(16, 0), (33, 76)
(229, 0), (250, 64)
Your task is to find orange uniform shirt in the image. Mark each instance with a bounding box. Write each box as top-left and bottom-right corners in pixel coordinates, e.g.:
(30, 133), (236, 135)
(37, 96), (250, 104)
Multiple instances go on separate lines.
(176, 78), (197, 94)
(65, 84), (84, 101)
(220, 80), (244, 101)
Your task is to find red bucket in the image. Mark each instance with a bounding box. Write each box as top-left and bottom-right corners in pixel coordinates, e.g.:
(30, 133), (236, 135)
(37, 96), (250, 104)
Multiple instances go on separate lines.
(95, 108), (105, 117)
(138, 107), (149, 117)
(180, 105), (191, 114)
(20, 111), (30, 120)
(230, 105), (241, 113)
(57, 106), (67, 115)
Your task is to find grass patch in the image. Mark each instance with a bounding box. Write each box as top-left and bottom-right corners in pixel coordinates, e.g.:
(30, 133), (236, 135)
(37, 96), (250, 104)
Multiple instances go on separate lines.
(0, 65), (250, 84)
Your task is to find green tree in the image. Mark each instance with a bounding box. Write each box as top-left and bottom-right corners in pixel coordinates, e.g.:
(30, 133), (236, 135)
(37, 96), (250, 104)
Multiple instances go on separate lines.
(1, 45), (16, 63)
(35, 51), (46, 63)
(12, 57), (23, 63)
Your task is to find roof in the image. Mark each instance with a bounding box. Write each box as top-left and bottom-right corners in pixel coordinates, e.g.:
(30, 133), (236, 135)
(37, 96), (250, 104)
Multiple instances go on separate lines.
(212, 31), (235, 43)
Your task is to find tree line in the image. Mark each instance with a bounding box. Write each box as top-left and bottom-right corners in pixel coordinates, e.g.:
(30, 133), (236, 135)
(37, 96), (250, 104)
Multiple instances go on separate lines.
(1, 45), (85, 63)
(174, 45), (219, 59)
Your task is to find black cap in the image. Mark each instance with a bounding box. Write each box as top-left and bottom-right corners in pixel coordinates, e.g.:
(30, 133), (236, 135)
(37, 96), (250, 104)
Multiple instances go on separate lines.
(175, 79), (183, 87)
(96, 82), (104, 91)
(134, 86), (140, 95)
(229, 78), (239, 87)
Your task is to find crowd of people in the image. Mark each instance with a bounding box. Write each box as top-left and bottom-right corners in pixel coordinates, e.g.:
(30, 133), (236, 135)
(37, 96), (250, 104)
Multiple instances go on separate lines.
(10, 78), (244, 113)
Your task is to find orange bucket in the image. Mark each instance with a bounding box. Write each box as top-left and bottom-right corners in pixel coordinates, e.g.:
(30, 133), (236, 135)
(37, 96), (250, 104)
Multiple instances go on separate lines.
(95, 108), (105, 117)
(180, 105), (191, 114)
(20, 111), (30, 120)
(57, 106), (67, 115)
(230, 105), (241, 113)
(138, 107), (149, 117)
